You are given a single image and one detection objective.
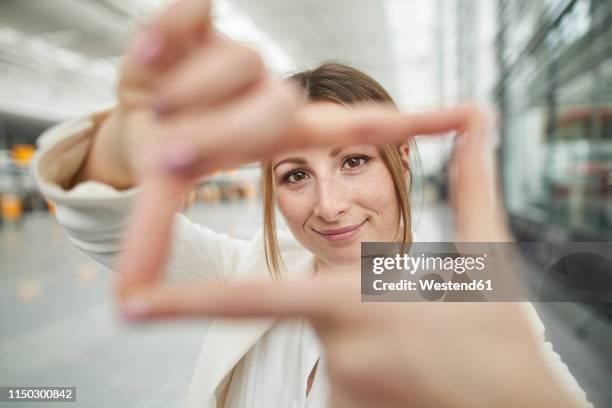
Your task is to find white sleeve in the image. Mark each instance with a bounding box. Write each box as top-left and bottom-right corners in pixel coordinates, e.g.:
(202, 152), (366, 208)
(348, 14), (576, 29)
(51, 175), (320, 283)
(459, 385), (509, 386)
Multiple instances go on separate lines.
(522, 303), (592, 407)
(31, 111), (247, 282)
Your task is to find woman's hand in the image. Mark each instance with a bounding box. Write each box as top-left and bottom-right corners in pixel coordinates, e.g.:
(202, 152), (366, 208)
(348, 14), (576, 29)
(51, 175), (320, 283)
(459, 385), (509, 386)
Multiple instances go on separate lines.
(78, 0), (299, 191)
(119, 273), (575, 408)
(107, 0), (299, 296)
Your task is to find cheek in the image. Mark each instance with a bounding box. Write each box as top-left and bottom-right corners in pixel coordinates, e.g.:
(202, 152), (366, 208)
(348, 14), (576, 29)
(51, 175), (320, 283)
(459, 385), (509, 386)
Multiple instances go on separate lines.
(355, 166), (400, 219)
(276, 188), (313, 229)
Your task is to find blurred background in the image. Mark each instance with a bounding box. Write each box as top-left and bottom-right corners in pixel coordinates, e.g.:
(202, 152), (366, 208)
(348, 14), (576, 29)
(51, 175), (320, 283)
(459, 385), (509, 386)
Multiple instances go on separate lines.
(0, 0), (610, 406)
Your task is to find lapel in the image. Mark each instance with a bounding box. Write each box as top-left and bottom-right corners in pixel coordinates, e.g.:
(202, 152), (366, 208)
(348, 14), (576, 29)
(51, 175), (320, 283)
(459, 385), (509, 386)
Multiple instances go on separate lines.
(185, 317), (275, 407)
(185, 232), (315, 408)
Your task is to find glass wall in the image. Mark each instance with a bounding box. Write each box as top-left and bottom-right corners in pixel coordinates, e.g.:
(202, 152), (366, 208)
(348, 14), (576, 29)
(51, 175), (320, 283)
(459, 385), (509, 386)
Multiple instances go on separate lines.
(498, 0), (612, 240)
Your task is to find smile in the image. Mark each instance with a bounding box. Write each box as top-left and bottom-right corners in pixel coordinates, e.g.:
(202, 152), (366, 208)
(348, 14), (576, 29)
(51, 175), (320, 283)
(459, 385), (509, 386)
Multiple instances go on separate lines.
(314, 219), (368, 242)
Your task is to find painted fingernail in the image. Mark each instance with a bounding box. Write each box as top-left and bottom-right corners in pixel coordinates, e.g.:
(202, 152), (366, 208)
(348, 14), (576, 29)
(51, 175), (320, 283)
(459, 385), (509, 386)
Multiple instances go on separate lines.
(163, 144), (198, 174)
(133, 32), (164, 65)
(121, 299), (151, 321)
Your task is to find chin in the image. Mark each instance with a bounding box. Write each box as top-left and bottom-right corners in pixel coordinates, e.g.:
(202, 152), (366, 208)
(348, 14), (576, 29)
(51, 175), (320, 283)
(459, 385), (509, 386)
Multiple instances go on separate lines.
(320, 247), (361, 268)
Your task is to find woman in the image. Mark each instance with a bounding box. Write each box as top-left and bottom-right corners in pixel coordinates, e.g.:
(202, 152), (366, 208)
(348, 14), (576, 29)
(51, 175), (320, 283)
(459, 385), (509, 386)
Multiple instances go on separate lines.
(33, 63), (590, 408)
(32, 2), (589, 406)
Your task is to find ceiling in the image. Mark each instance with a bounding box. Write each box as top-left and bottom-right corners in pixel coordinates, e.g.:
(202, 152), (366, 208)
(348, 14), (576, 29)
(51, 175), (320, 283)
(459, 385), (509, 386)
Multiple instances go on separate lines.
(0, 0), (497, 173)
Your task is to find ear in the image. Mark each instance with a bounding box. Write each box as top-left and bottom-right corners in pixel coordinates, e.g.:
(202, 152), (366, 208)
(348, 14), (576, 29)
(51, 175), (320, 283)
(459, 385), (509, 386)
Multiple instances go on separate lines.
(398, 142), (410, 174)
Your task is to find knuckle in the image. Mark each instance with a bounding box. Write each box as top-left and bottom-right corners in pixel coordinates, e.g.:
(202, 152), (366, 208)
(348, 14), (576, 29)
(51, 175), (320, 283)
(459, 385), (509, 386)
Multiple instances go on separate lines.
(234, 45), (264, 74)
(259, 82), (299, 124)
(350, 116), (378, 143)
(275, 82), (302, 110)
(463, 104), (487, 121)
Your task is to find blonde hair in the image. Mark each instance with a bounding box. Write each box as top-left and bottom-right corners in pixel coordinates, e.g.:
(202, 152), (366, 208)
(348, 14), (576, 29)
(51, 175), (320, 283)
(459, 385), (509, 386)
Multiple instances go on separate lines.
(262, 63), (416, 280)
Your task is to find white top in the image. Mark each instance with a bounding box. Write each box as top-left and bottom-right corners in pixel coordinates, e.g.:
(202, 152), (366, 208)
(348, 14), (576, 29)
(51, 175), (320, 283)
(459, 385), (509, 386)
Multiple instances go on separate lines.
(30, 111), (591, 408)
(305, 355), (329, 408)
(224, 318), (329, 408)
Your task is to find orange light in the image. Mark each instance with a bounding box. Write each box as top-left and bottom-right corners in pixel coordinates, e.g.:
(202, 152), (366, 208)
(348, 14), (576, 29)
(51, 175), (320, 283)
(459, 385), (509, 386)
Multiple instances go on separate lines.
(1, 194), (22, 220)
(11, 144), (36, 167)
(46, 200), (56, 214)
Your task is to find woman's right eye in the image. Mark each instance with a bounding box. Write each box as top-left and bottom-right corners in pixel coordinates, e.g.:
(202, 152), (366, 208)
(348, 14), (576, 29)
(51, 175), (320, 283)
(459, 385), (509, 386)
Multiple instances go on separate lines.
(283, 170), (309, 184)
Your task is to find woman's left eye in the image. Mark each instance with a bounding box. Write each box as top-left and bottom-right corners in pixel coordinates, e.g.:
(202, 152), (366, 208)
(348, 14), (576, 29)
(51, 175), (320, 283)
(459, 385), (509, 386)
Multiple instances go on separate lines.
(342, 156), (370, 169)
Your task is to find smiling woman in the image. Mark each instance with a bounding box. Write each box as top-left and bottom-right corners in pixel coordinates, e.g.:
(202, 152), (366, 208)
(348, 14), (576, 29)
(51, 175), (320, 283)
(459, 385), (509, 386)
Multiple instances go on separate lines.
(261, 63), (417, 279)
(29, 0), (592, 404)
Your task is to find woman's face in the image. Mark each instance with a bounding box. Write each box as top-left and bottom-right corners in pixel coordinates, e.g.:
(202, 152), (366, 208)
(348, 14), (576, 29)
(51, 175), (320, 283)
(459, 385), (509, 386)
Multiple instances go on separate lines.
(272, 144), (403, 268)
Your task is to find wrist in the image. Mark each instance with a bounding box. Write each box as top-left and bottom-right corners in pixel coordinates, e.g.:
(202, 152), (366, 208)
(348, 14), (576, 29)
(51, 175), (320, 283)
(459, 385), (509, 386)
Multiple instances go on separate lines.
(72, 108), (136, 190)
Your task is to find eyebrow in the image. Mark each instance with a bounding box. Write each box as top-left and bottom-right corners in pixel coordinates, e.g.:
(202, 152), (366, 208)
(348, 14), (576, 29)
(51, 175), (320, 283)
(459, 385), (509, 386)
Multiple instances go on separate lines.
(273, 157), (306, 171)
(273, 147), (345, 171)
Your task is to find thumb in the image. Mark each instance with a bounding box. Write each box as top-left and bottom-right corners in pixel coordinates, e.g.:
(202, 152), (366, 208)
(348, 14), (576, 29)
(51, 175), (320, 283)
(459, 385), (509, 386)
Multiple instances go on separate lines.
(114, 174), (187, 299)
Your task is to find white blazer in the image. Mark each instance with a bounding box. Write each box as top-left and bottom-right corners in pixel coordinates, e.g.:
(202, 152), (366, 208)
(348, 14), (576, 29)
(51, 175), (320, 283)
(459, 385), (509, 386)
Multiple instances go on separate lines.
(31, 112), (591, 407)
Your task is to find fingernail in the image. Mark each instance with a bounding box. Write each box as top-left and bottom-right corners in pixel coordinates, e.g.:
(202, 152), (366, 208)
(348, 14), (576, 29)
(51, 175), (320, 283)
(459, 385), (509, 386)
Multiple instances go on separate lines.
(163, 144), (198, 174)
(121, 299), (151, 321)
(133, 32), (164, 65)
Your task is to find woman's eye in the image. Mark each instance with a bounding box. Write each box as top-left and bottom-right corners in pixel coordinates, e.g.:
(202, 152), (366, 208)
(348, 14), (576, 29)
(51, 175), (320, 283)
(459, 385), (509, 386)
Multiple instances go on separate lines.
(342, 156), (370, 169)
(284, 170), (309, 184)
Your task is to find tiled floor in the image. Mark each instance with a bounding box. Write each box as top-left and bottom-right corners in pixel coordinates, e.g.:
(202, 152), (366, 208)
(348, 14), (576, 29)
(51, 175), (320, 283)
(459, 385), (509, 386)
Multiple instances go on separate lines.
(0, 200), (267, 408)
(1, 199), (610, 407)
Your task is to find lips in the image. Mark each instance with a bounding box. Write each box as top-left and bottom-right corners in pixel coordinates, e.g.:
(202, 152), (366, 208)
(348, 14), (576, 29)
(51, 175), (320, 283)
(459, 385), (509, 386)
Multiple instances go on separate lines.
(314, 219), (367, 242)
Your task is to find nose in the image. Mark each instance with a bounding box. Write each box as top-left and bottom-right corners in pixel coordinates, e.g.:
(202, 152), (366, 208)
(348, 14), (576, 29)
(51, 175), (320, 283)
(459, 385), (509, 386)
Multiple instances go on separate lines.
(313, 176), (350, 222)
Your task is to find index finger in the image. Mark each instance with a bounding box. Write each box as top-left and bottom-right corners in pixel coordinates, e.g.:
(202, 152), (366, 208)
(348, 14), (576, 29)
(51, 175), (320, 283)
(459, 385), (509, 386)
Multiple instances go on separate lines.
(291, 103), (471, 148)
(120, 273), (361, 321)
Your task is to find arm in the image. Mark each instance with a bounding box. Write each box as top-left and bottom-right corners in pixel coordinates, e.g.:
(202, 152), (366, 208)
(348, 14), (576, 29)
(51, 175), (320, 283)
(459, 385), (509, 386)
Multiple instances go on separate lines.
(32, 111), (247, 282)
